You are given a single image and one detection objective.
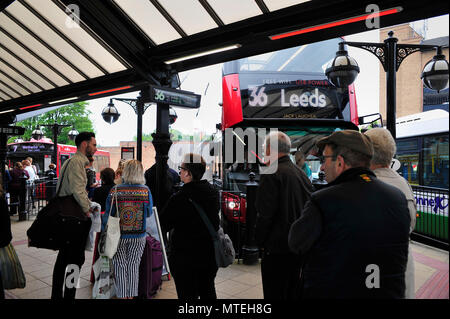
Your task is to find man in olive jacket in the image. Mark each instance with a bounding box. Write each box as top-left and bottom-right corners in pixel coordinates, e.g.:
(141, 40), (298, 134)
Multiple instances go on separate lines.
(255, 131), (314, 299)
(288, 130), (410, 299)
(51, 131), (97, 300)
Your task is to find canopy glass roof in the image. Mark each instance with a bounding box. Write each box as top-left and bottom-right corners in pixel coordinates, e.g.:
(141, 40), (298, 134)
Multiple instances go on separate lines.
(0, 0), (447, 117)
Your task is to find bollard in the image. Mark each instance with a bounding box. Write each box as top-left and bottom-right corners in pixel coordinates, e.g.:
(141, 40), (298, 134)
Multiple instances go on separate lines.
(242, 172), (259, 265)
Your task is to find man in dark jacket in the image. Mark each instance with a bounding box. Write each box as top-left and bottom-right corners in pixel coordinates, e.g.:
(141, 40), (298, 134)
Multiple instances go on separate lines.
(288, 130), (411, 299)
(160, 153), (220, 299)
(255, 131), (314, 299)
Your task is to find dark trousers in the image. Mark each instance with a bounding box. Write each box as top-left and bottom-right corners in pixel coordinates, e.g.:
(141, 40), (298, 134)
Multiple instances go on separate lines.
(170, 256), (218, 300)
(9, 189), (19, 214)
(51, 243), (86, 299)
(261, 251), (302, 299)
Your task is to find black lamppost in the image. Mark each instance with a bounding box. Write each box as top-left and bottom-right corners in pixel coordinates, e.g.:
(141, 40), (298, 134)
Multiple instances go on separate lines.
(40, 124), (73, 169)
(326, 31), (449, 139)
(102, 92), (178, 161)
(102, 92), (152, 162)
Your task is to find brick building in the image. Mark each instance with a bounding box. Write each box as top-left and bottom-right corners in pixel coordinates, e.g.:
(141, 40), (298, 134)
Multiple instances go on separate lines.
(379, 24), (449, 120)
(99, 141), (156, 172)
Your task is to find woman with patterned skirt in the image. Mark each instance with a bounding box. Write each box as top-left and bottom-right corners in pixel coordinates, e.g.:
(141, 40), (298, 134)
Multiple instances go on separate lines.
(102, 160), (153, 299)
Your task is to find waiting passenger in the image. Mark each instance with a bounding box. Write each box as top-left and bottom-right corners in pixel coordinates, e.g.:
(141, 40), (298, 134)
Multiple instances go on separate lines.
(255, 131), (314, 299)
(295, 151), (312, 180)
(9, 162), (29, 215)
(288, 130), (410, 298)
(93, 167), (116, 213)
(22, 160), (37, 182)
(160, 153), (220, 299)
(365, 127), (416, 299)
(45, 163), (57, 178)
(114, 159), (126, 185)
(102, 160), (153, 299)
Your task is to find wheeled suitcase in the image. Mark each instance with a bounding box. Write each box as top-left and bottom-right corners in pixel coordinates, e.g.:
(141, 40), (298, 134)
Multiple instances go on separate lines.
(138, 234), (163, 299)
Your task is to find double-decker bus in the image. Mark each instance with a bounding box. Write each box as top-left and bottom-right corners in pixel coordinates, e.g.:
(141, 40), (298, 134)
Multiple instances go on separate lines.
(215, 38), (360, 254)
(6, 139), (110, 180)
(395, 110), (449, 246)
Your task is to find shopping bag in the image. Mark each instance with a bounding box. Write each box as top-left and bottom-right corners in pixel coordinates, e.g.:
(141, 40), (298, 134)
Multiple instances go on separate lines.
(0, 243), (26, 290)
(92, 256), (116, 299)
(98, 189), (121, 259)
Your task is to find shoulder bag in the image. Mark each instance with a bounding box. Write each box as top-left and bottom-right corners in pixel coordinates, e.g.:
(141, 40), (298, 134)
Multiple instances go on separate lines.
(98, 187), (121, 259)
(27, 158), (92, 250)
(189, 198), (235, 268)
(0, 243), (26, 289)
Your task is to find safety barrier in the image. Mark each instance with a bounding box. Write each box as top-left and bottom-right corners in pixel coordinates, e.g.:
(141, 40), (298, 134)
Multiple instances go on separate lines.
(411, 185), (449, 250)
(7, 177), (57, 220)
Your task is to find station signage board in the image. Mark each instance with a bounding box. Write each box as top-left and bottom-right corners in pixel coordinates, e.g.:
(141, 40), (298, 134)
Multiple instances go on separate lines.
(121, 147), (135, 160)
(149, 85), (201, 109)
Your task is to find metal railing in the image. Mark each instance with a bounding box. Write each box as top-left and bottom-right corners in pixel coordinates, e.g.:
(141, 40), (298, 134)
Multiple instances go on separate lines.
(411, 185), (449, 250)
(7, 177), (57, 220)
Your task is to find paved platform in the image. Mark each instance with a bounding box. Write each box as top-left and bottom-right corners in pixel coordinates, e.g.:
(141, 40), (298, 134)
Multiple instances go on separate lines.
(4, 215), (448, 299)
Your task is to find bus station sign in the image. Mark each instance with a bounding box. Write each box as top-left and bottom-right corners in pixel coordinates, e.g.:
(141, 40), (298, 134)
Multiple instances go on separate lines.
(149, 85), (201, 109)
(121, 147), (135, 160)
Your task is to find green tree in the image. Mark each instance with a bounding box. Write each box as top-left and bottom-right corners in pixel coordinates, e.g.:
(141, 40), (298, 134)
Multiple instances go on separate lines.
(7, 102), (95, 145)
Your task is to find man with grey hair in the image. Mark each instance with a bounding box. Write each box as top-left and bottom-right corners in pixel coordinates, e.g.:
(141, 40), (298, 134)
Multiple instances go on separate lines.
(365, 127), (416, 299)
(255, 131), (314, 299)
(288, 130), (410, 298)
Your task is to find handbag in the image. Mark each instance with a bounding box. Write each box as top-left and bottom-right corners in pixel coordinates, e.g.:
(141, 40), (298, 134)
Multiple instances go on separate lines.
(0, 243), (26, 290)
(98, 187), (121, 259)
(189, 198), (235, 268)
(27, 158), (91, 251)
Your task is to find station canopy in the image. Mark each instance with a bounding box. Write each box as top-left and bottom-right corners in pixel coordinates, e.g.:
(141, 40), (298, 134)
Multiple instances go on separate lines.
(0, 0), (448, 117)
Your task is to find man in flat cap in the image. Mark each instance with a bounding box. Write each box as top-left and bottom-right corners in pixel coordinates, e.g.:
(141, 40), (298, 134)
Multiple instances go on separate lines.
(288, 130), (411, 299)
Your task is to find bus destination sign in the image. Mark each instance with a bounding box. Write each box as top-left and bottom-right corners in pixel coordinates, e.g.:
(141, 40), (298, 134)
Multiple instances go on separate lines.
(8, 143), (53, 153)
(149, 85), (201, 109)
(240, 79), (344, 120)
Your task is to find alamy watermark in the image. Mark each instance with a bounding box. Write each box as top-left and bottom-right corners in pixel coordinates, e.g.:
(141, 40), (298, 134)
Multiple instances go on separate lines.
(365, 264), (380, 289)
(65, 264), (82, 289)
(180, 128), (281, 175)
(65, 4), (81, 29)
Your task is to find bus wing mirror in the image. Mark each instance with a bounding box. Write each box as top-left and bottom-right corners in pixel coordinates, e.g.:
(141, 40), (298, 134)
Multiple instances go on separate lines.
(358, 113), (383, 127)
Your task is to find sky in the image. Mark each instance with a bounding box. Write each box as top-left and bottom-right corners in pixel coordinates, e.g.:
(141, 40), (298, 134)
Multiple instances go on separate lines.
(80, 14), (448, 147)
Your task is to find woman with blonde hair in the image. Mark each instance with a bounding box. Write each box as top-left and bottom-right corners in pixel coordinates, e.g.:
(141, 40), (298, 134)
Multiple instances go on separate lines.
(114, 159), (127, 185)
(102, 160), (153, 299)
